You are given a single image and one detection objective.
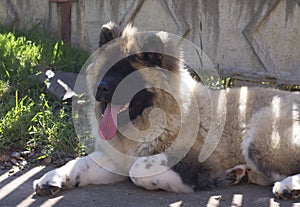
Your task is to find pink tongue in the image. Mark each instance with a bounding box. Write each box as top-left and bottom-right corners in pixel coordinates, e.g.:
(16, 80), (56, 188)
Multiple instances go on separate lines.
(98, 103), (122, 140)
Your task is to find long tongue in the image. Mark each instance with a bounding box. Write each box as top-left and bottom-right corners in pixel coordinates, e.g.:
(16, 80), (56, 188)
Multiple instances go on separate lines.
(98, 103), (122, 140)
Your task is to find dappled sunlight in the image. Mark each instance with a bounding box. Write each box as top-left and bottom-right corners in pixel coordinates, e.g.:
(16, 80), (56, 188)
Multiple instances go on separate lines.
(0, 168), (299, 206)
(169, 200), (183, 207)
(231, 194), (243, 207)
(0, 166), (65, 207)
(15, 192), (64, 207)
(198, 90), (226, 162)
(0, 166), (45, 200)
(207, 195), (221, 206)
(0, 169), (11, 184)
(271, 96), (281, 148)
(217, 90), (226, 114)
(38, 195), (64, 207)
(269, 198), (280, 207)
(292, 103), (300, 146)
(15, 193), (36, 207)
(239, 87), (248, 128)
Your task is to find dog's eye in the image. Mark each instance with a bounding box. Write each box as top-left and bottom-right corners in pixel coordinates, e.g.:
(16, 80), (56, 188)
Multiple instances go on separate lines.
(127, 53), (163, 67)
(127, 54), (144, 62)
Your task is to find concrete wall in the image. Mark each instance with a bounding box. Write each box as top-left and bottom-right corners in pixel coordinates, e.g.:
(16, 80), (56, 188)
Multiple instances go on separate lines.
(1, 0), (299, 82)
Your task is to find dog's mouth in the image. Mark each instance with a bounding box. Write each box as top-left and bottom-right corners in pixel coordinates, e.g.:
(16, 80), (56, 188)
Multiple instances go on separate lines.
(98, 102), (129, 140)
(97, 89), (155, 141)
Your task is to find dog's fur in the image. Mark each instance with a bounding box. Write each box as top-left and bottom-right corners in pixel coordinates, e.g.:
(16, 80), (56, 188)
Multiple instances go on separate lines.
(34, 22), (300, 199)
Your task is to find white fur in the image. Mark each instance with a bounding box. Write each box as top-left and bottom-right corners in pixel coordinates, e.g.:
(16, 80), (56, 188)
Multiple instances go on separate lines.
(129, 154), (193, 193)
(33, 151), (126, 191)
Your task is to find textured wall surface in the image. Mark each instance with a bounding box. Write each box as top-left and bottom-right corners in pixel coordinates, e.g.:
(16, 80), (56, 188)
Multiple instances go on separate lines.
(0, 0), (299, 82)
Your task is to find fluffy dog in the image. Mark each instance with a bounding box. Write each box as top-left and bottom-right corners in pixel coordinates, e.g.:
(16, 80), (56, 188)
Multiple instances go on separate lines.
(34, 22), (300, 200)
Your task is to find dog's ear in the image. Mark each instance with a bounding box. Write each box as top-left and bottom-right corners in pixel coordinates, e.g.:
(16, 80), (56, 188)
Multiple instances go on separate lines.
(140, 33), (164, 54)
(99, 22), (122, 47)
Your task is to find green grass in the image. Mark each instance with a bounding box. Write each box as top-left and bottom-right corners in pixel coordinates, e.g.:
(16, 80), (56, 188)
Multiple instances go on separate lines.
(0, 26), (89, 160)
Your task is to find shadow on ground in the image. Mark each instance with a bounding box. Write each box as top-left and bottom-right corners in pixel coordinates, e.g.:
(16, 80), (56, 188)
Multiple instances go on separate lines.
(0, 166), (299, 207)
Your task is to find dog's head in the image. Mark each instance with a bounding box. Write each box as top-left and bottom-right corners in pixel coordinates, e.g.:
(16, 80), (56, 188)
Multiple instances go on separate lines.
(86, 22), (183, 141)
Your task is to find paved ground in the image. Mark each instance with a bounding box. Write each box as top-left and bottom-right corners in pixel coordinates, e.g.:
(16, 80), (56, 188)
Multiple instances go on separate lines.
(0, 166), (299, 207)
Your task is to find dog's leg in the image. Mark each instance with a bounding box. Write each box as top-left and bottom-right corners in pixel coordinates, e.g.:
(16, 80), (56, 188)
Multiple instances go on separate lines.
(33, 151), (127, 196)
(225, 164), (274, 186)
(273, 174), (300, 200)
(129, 153), (193, 193)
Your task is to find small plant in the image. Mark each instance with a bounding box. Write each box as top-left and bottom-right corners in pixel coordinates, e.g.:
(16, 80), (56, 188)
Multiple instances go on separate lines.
(189, 21), (235, 89)
(0, 26), (89, 160)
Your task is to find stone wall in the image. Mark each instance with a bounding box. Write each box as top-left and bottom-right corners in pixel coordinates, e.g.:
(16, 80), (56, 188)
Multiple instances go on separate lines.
(1, 0), (299, 84)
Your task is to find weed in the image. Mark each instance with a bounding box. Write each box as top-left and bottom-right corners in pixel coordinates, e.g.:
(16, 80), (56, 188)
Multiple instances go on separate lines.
(189, 21), (234, 89)
(0, 26), (89, 160)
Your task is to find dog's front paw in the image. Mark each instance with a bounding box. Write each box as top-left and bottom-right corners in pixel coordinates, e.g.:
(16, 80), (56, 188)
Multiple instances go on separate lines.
(33, 170), (64, 196)
(273, 175), (300, 200)
(225, 164), (249, 185)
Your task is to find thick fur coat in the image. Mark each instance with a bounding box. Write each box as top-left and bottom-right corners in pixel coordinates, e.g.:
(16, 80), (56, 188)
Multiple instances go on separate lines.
(34, 22), (300, 200)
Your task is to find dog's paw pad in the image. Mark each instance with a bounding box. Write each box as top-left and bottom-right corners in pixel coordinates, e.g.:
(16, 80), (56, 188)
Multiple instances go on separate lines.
(273, 186), (300, 200)
(33, 170), (64, 196)
(273, 176), (300, 200)
(35, 183), (61, 196)
(225, 164), (249, 185)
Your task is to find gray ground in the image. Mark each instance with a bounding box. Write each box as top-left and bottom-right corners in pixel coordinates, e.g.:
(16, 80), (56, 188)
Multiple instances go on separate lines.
(0, 166), (299, 207)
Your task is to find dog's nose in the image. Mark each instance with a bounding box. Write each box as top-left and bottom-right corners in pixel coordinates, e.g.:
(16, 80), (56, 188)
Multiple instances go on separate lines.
(95, 81), (112, 102)
(98, 81), (111, 94)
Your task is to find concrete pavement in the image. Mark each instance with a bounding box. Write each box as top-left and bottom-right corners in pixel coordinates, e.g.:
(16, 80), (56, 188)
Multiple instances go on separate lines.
(0, 166), (299, 207)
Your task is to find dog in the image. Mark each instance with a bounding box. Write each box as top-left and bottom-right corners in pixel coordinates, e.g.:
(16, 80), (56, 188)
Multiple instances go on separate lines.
(33, 22), (300, 200)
